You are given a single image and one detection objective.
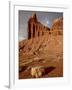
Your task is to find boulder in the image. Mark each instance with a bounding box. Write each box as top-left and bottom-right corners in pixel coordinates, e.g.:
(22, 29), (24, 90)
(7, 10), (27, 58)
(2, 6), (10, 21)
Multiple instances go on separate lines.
(31, 66), (45, 78)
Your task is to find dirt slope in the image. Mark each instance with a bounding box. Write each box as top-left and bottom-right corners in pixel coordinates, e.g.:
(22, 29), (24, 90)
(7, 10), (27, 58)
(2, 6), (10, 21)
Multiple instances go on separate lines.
(19, 34), (63, 79)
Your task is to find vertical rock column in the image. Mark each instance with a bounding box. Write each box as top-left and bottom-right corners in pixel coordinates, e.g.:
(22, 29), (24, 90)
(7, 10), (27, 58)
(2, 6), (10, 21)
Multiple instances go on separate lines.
(34, 24), (36, 37)
(34, 24), (37, 37)
(31, 23), (33, 38)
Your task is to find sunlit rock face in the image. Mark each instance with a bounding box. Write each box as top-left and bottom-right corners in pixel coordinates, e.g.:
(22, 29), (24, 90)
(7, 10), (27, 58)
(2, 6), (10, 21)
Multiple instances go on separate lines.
(28, 13), (50, 39)
(31, 66), (45, 78)
(28, 14), (63, 39)
(51, 17), (63, 35)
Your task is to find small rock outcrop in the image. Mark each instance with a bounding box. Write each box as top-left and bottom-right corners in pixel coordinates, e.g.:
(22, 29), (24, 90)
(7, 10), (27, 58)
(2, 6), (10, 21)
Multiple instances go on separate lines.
(31, 66), (45, 78)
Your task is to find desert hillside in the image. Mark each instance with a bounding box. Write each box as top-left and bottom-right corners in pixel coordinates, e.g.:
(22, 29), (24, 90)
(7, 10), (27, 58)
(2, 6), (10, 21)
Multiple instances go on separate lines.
(19, 34), (63, 79)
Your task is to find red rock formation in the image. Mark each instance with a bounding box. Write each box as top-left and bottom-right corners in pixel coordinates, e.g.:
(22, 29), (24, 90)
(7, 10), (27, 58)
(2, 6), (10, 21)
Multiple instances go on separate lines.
(19, 14), (63, 79)
(28, 13), (50, 39)
(51, 17), (63, 35)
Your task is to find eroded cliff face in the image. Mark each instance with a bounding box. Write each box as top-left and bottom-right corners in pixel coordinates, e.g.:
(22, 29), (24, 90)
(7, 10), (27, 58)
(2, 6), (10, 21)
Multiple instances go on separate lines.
(51, 17), (63, 35)
(19, 13), (63, 79)
(28, 13), (50, 39)
(28, 14), (63, 39)
(52, 17), (63, 30)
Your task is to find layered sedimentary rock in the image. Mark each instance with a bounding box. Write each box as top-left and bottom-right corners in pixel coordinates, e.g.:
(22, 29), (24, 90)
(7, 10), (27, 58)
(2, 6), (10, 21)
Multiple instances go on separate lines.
(51, 17), (63, 35)
(28, 13), (50, 39)
(28, 13), (63, 39)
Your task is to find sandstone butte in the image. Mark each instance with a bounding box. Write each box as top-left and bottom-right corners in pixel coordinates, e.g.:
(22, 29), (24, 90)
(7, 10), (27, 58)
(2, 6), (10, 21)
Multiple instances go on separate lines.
(19, 13), (63, 79)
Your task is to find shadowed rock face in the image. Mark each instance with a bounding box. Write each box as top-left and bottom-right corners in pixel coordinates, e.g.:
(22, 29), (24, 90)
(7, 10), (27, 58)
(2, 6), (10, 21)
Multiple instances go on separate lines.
(19, 13), (63, 79)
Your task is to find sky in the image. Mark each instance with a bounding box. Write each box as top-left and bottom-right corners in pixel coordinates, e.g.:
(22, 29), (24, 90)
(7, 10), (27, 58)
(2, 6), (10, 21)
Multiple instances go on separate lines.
(19, 10), (63, 41)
